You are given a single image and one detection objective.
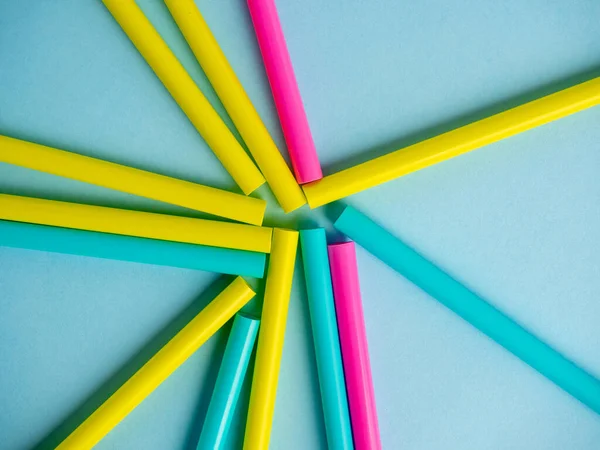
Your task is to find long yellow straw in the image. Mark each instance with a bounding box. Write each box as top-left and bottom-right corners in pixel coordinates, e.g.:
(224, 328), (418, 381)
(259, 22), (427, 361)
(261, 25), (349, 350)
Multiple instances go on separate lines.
(56, 277), (256, 450)
(244, 229), (299, 449)
(101, 0), (265, 195)
(303, 77), (600, 208)
(0, 194), (273, 253)
(0, 135), (266, 225)
(164, 0), (307, 213)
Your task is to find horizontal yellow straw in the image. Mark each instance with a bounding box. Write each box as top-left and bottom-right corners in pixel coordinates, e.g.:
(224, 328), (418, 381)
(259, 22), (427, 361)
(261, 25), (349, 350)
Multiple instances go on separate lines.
(101, 0), (265, 195)
(244, 228), (299, 449)
(56, 276), (256, 450)
(303, 77), (600, 208)
(164, 0), (306, 213)
(0, 194), (273, 253)
(0, 135), (266, 225)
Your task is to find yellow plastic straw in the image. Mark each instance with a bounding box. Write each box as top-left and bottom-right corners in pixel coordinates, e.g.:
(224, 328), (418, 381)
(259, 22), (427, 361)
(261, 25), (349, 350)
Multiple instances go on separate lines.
(101, 0), (265, 195)
(303, 77), (600, 208)
(164, 0), (306, 213)
(0, 194), (273, 253)
(244, 229), (298, 450)
(0, 135), (266, 225)
(56, 276), (256, 450)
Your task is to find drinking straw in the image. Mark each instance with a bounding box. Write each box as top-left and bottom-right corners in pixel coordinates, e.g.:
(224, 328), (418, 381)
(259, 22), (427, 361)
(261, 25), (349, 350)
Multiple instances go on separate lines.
(244, 228), (299, 449)
(299, 229), (354, 450)
(304, 77), (600, 208)
(101, 0), (265, 195)
(334, 206), (600, 414)
(0, 194), (272, 253)
(164, 0), (307, 213)
(329, 241), (382, 450)
(56, 277), (256, 450)
(247, 0), (322, 184)
(197, 314), (260, 450)
(0, 220), (266, 278)
(0, 135), (266, 225)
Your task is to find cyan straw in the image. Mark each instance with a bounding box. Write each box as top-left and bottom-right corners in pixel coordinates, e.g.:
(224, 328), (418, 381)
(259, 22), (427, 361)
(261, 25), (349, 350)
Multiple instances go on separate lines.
(197, 314), (260, 450)
(300, 229), (354, 450)
(0, 220), (266, 278)
(334, 205), (600, 415)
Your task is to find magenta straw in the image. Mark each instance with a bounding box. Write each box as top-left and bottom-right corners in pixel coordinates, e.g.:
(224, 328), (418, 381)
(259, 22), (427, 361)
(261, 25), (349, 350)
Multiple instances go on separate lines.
(328, 241), (382, 450)
(247, 0), (323, 184)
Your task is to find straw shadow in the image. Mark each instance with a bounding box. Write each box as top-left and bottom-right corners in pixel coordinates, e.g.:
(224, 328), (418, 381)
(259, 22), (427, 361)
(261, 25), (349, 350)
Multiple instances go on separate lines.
(31, 275), (235, 450)
(322, 66), (600, 176)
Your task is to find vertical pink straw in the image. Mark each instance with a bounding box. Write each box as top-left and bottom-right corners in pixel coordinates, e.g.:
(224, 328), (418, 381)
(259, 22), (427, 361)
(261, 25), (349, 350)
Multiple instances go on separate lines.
(247, 0), (323, 184)
(328, 241), (382, 450)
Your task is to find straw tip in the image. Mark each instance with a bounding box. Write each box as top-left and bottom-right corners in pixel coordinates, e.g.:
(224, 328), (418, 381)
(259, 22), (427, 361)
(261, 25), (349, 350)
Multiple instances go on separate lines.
(328, 241), (354, 249)
(333, 204), (356, 225)
(299, 227), (324, 237)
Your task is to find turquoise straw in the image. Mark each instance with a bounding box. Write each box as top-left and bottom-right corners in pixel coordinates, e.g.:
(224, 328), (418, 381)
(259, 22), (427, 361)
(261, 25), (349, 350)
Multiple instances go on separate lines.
(0, 220), (266, 278)
(197, 314), (259, 450)
(300, 229), (354, 450)
(334, 206), (600, 414)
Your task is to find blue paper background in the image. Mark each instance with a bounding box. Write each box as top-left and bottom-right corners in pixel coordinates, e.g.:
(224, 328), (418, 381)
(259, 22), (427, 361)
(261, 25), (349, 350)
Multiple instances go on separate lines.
(1, 0), (600, 449)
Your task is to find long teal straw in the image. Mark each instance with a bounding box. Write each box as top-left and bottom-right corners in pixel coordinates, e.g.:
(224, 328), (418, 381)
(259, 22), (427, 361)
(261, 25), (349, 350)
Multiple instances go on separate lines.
(300, 229), (354, 450)
(0, 220), (266, 278)
(197, 314), (259, 450)
(334, 205), (600, 414)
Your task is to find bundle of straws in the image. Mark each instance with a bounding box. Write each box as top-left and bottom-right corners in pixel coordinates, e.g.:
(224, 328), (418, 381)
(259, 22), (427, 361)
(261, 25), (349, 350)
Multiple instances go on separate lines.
(2, 1), (599, 449)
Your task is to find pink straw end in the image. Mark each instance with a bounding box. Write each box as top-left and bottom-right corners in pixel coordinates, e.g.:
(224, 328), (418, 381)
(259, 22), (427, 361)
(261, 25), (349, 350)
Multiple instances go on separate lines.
(247, 0), (323, 185)
(328, 241), (382, 450)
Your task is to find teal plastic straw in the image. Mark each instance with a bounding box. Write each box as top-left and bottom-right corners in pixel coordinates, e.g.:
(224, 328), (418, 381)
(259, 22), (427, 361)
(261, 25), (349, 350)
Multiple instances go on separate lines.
(300, 229), (354, 450)
(334, 206), (600, 414)
(197, 314), (259, 450)
(0, 220), (266, 278)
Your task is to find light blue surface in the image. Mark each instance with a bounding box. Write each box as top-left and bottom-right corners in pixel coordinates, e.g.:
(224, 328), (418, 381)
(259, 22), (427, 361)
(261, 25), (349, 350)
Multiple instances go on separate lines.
(1, 0), (600, 449)
(197, 314), (259, 450)
(0, 220), (266, 278)
(300, 229), (354, 450)
(335, 206), (600, 414)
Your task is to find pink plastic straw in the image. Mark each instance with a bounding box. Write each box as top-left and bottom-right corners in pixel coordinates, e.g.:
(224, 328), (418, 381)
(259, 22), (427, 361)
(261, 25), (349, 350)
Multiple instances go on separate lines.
(247, 0), (323, 184)
(328, 241), (382, 450)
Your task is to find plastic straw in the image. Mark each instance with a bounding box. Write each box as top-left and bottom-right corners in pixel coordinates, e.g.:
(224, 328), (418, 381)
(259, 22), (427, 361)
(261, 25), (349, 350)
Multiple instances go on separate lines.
(164, 0), (306, 213)
(334, 205), (600, 415)
(304, 77), (600, 208)
(0, 220), (266, 278)
(101, 0), (265, 195)
(300, 229), (354, 449)
(197, 314), (260, 450)
(0, 135), (266, 225)
(0, 194), (272, 253)
(56, 277), (256, 450)
(329, 241), (382, 450)
(244, 229), (299, 449)
(247, 0), (322, 184)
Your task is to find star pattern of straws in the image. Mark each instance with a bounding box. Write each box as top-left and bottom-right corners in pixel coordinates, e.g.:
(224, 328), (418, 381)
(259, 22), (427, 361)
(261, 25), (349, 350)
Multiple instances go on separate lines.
(1, 1), (599, 449)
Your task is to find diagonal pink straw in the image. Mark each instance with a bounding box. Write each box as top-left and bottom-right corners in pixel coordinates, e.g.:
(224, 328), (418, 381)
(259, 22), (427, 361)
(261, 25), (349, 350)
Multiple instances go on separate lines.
(247, 0), (323, 184)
